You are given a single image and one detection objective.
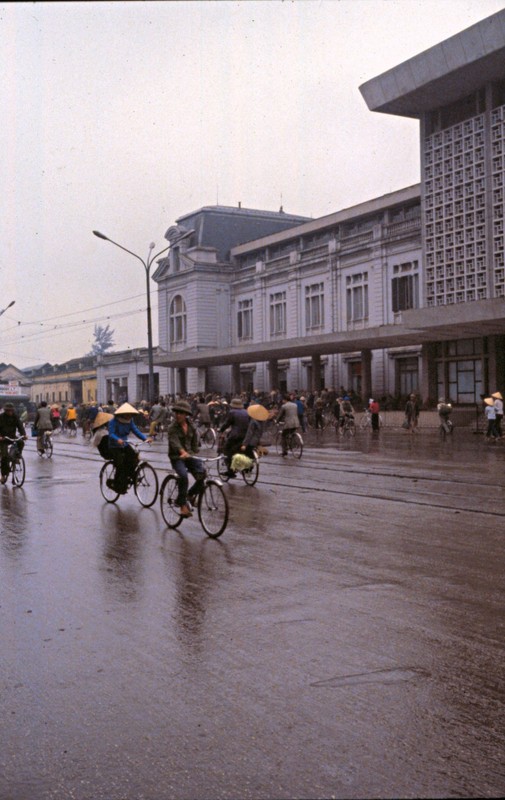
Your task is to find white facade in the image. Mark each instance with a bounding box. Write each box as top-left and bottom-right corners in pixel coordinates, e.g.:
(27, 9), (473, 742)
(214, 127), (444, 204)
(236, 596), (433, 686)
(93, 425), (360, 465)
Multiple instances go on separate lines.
(155, 189), (423, 399)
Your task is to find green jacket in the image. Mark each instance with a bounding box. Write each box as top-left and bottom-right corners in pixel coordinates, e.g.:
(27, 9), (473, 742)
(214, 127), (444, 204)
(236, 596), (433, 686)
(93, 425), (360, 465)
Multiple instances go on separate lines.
(167, 419), (199, 460)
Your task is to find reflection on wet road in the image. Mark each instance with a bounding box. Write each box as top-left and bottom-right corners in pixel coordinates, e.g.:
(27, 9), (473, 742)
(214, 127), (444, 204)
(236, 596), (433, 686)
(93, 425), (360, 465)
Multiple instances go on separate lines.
(1, 431), (504, 799)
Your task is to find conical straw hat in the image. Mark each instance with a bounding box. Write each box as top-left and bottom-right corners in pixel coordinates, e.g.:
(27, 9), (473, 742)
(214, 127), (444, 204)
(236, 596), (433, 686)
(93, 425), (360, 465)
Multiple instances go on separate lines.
(247, 404), (269, 421)
(91, 411), (114, 429)
(114, 402), (138, 416)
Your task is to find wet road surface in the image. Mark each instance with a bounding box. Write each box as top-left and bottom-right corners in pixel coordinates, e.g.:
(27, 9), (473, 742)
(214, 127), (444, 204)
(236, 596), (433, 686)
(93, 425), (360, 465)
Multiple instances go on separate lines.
(1, 429), (504, 799)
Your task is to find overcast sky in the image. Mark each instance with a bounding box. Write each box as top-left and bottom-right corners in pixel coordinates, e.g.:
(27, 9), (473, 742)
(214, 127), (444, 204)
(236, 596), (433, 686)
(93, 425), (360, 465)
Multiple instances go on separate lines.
(1, 0), (504, 369)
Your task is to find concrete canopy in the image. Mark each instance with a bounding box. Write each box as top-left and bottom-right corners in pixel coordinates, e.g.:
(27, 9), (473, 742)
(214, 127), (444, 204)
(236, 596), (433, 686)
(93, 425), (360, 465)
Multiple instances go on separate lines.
(359, 10), (505, 118)
(154, 299), (505, 369)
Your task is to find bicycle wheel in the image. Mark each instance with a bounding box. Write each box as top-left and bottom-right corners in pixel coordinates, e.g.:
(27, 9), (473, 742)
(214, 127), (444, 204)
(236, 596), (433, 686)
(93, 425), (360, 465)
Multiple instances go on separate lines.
(159, 474), (183, 528)
(290, 432), (303, 459)
(198, 479), (229, 538)
(344, 422), (356, 438)
(134, 461), (159, 508)
(100, 461), (120, 503)
(242, 457), (259, 486)
(40, 435), (53, 458)
(69, 424), (77, 438)
(201, 427), (216, 448)
(274, 430), (283, 455)
(217, 455), (230, 482)
(12, 456), (25, 487)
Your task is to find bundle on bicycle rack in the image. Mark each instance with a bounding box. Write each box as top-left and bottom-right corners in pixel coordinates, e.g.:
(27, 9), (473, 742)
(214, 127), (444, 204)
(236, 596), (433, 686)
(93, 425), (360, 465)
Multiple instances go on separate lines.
(230, 453), (253, 472)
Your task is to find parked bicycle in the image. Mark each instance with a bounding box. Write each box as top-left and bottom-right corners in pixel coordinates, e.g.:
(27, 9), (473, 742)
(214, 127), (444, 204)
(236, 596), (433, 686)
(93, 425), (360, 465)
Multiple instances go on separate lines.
(99, 444), (158, 507)
(159, 456), (229, 538)
(1, 436), (26, 487)
(274, 424), (303, 458)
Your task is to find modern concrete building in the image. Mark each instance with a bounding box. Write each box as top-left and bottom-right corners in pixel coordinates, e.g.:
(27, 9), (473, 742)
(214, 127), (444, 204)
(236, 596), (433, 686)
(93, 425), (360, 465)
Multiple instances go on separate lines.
(151, 10), (505, 406)
(360, 9), (505, 403)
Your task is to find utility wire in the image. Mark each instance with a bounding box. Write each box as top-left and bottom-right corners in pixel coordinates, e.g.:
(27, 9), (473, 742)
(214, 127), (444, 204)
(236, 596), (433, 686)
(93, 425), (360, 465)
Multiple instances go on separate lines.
(0, 292), (149, 332)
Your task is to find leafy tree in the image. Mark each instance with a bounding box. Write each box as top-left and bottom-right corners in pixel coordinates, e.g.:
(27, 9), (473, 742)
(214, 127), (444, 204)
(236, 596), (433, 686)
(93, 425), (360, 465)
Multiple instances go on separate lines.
(89, 324), (115, 356)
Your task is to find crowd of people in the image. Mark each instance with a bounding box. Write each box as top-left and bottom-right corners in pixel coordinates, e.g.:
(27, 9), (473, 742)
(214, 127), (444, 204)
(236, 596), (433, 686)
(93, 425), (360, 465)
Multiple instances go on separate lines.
(1, 388), (503, 492)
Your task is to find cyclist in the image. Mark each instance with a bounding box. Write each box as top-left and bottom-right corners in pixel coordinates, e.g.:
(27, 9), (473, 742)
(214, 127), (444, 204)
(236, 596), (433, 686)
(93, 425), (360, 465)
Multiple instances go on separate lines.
(34, 401), (53, 454)
(219, 397), (249, 478)
(107, 402), (153, 493)
(0, 402), (27, 484)
(167, 400), (206, 518)
(241, 403), (269, 458)
(276, 394), (301, 456)
(339, 395), (355, 431)
(66, 404), (78, 432)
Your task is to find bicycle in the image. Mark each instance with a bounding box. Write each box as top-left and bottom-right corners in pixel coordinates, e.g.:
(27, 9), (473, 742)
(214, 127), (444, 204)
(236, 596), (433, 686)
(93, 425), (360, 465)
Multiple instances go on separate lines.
(38, 430), (53, 458)
(1, 436), (26, 487)
(65, 419), (77, 437)
(339, 415), (356, 438)
(99, 444), (159, 507)
(358, 409), (384, 430)
(274, 424), (303, 458)
(159, 456), (229, 538)
(217, 448), (260, 486)
(197, 423), (217, 449)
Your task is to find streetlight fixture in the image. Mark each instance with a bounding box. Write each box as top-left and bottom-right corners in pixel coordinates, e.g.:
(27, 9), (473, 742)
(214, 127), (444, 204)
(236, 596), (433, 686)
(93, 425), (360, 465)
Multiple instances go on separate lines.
(0, 300), (15, 318)
(92, 228), (193, 402)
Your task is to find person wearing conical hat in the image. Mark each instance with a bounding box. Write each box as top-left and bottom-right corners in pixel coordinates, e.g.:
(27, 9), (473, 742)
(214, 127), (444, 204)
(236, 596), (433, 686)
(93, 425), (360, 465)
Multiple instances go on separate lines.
(107, 403), (153, 493)
(91, 412), (114, 460)
(492, 392), (503, 438)
(240, 404), (269, 460)
(484, 397), (499, 441)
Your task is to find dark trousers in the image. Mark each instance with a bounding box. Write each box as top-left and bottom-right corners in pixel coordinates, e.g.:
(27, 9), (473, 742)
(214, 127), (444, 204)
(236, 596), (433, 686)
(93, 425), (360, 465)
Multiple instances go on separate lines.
(171, 457), (206, 505)
(111, 445), (138, 491)
(223, 436), (244, 470)
(371, 413), (380, 431)
(1, 440), (24, 477)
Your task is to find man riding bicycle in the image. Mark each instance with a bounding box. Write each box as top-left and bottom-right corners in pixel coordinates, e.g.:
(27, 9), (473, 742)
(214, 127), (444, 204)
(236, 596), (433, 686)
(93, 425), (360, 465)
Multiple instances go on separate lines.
(0, 402), (27, 484)
(167, 400), (206, 518)
(219, 397), (249, 477)
(107, 403), (153, 493)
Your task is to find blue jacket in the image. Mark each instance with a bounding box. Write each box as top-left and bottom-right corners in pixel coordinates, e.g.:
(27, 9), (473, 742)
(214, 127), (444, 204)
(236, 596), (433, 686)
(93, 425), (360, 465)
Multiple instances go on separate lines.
(108, 417), (146, 448)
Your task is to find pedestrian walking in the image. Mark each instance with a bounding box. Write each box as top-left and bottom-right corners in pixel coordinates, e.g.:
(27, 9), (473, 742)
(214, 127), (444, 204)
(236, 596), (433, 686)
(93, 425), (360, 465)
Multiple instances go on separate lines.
(404, 393), (420, 433)
(484, 397), (499, 441)
(492, 392), (503, 438)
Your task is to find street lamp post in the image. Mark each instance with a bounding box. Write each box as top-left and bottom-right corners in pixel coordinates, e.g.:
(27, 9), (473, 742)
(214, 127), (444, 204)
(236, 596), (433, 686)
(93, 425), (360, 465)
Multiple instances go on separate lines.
(92, 229), (193, 402)
(0, 300), (15, 318)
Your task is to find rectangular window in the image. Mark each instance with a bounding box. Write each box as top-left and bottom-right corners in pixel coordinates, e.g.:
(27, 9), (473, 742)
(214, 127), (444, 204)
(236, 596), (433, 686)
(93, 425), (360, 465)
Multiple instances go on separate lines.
(237, 299), (253, 341)
(392, 274), (419, 312)
(305, 283), (324, 330)
(269, 291), (286, 336)
(346, 273), (368, 322)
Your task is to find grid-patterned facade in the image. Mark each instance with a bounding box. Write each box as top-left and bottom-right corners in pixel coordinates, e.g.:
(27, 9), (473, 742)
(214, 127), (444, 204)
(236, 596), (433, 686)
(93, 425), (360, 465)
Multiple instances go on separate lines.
(424, 113), (488, 306)
(424, 98), (505, 306)
(492, 104), (505, 298)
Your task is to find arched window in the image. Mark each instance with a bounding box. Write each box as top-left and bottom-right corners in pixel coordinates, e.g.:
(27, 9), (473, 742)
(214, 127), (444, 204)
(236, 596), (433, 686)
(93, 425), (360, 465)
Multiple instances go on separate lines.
(169, 295), (186, 344)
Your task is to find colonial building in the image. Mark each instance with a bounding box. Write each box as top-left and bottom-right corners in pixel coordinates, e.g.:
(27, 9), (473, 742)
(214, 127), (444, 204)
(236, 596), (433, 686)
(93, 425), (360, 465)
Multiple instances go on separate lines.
(27, 356), (97, 406)
(152, 10), (505, 406)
